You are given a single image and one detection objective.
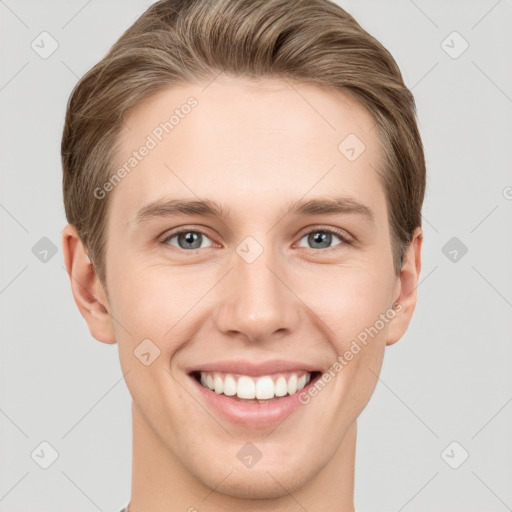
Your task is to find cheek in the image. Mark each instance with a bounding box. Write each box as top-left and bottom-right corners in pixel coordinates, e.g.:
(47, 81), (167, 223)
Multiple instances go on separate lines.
(298, 264), (394, 346)
(107, 263), (196, 416)
(108, 260), (195, 332)
(106, 261), (221, 371)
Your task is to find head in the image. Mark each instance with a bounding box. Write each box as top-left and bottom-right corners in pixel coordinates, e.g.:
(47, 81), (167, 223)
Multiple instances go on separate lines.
(62, 0), (425, 502)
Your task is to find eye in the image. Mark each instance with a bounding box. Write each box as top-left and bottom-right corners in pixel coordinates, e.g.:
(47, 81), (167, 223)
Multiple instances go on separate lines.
(296, 227), (352, 250)
(160, 226), (352, 252)
(162, 229), (214, 250)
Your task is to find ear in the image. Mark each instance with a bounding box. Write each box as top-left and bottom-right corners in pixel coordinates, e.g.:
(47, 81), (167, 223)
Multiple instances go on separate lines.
(386, 227), (423, 346)
(62, 224), (116, 344)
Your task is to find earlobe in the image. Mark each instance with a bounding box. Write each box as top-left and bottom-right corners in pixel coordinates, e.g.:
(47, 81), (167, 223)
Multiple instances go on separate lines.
(62, 224), (116, 344)
(386, 227), (423, 346)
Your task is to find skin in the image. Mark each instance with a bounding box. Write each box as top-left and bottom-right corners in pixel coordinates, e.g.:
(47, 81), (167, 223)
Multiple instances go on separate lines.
(62, 76), (422, 512)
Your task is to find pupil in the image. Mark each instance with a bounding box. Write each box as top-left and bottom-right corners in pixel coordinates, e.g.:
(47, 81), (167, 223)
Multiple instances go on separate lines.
(310, 231), (330, 249)
(180, 232), (201, 249)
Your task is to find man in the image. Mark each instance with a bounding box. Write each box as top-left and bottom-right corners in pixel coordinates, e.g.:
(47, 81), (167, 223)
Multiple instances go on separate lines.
(61, 1), (425, 510)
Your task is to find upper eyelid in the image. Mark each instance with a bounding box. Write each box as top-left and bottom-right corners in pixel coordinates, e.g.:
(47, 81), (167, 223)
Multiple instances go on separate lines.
(296, 225), (353, 241)
(160, 225), (217, 243)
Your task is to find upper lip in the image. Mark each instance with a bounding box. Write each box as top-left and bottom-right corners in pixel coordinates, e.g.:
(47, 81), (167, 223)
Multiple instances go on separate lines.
(187, 359), (322, 377)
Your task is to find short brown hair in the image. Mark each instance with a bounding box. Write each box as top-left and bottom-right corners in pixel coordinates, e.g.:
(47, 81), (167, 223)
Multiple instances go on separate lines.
(62, 0), (426, 284)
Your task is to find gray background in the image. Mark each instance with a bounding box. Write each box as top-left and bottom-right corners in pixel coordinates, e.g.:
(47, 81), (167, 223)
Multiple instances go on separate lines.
(1, 1), (511, 511)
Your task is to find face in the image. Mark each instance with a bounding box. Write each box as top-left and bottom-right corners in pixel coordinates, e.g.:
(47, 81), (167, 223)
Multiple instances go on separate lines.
(66, 76), (421, 500)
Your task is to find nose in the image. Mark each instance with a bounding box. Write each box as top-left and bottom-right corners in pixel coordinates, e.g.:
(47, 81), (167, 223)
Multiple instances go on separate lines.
(212, 245), (301, 343)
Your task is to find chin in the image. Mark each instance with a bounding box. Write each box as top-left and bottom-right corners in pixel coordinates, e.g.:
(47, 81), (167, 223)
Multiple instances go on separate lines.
(206, 467), (308, 500)
(190, 450), (316, 500)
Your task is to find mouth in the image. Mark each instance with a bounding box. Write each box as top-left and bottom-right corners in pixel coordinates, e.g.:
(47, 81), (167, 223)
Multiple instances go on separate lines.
(185, 360), (324, 426)
(190, 370), (323, 403)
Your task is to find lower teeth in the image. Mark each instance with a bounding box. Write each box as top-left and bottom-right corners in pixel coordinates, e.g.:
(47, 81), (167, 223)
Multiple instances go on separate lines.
(233, 396), (278, 403)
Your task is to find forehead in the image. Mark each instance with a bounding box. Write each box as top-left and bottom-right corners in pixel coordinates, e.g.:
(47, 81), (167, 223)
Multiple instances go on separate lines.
(110, 76), (386, 226)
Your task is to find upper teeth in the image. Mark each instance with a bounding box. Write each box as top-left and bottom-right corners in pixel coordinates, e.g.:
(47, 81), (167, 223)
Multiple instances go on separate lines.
(199, 371), (312, 400)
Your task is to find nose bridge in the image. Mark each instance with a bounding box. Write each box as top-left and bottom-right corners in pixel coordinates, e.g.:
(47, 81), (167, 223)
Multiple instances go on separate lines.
(213, 238), (300, 341)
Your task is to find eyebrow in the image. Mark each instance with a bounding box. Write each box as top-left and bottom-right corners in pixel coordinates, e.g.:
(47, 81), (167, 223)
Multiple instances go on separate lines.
(286, 196), (374, 222)
(135, 196), (374, 224)
(135, 198), (230, 224)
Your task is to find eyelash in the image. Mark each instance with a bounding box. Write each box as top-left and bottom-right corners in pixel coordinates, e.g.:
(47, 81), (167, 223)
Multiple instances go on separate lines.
(159, 226), (354, 252)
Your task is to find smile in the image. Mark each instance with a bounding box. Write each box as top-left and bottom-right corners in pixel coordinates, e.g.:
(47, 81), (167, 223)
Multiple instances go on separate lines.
(193, 371), (315, 402)
(186, 360), (323, 427)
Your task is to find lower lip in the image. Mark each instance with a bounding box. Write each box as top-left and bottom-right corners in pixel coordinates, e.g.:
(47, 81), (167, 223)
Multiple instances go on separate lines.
(188, 374), (318, 428)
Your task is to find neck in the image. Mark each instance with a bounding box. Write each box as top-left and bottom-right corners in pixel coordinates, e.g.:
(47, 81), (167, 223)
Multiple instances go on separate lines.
(127, 402), (356, 512)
